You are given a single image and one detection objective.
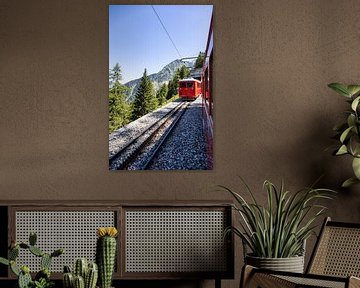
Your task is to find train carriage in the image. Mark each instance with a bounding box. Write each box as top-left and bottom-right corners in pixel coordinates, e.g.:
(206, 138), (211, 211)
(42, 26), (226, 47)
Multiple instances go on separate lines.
(178, 78), (202, 101)
(201, 15), (213, 168)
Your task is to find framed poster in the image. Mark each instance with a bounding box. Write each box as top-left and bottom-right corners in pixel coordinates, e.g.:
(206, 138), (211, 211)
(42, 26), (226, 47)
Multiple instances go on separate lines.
(108, 5), (213, 171)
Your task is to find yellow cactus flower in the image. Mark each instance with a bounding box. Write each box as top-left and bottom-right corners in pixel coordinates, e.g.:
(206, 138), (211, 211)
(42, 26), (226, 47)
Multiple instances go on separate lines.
(96, 227), (107, 237)
(96, 227), (118, 237)
(107, 227), (118, 237)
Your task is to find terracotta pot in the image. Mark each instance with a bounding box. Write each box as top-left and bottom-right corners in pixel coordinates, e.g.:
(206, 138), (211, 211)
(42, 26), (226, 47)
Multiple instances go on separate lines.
(245, 254), (304, 273)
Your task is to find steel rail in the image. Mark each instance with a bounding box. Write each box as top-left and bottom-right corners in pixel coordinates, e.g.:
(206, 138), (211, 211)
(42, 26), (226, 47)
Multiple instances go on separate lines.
(140, 103), (188, 170)
(109, 101), (183, 164)
(109, 101), (188, 170)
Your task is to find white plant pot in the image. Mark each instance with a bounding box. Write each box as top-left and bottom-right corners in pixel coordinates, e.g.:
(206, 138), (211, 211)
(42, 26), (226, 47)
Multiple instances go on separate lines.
(245, 254), (305, 273)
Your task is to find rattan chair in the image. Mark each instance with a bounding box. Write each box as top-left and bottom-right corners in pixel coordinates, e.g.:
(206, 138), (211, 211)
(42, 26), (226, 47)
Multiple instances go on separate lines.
(241, 217), (360, 288)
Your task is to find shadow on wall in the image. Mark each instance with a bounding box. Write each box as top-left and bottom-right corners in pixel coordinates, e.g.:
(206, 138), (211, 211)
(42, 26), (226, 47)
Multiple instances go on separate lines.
(263, 107), (360, 220)
(303, 113), (360, 219)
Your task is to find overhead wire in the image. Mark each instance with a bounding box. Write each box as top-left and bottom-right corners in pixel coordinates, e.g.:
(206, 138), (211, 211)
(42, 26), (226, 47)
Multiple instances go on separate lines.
(151, 5), (182, 59)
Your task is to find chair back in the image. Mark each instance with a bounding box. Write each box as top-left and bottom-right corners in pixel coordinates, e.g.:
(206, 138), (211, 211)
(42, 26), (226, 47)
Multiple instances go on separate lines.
(307, 217), (360, 277)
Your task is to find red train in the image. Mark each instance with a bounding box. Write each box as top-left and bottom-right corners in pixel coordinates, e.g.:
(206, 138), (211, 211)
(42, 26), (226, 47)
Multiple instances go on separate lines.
(176, 15), (213, 168)
(178, 78), (202, 100)
(201, 15), (213, 169)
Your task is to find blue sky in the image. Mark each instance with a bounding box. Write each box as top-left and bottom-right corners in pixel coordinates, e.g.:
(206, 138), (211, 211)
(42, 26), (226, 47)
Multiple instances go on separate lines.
(109, 5), (213, 83)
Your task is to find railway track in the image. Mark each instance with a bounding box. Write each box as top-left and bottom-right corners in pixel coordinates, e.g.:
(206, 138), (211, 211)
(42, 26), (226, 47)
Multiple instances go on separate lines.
(109, 101), (189, 170)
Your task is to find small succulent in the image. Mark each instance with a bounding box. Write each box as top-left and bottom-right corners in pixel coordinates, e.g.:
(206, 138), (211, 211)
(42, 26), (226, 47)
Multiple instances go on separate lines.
(32, 278), (54, 288)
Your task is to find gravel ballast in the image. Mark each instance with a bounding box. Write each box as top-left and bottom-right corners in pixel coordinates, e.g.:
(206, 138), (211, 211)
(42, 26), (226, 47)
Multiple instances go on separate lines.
(147, 97), (209, 170)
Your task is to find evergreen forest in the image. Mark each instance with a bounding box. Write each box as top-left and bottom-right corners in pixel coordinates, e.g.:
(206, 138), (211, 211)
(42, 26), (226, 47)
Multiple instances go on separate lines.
(109, 63), (190, 133)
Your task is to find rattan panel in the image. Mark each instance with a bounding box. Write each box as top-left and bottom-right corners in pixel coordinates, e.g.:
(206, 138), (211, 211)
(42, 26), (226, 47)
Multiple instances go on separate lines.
(15, 211), (115, 272)
(125, 210), (227, 273)
(310, 226), (360, 277)
(277, 275), (345, 288)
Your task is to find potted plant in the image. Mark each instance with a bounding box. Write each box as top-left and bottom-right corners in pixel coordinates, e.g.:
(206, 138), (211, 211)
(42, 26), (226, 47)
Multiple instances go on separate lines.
(0, 232), (63, 288)
(221, 179), (334, 273)
(328, 83), (360, 187)
(62, 227), (118, 288)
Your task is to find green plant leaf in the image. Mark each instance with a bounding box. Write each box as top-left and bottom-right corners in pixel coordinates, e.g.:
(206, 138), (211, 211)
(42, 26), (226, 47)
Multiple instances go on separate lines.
(222, 179), (335, 258)
(328, 83), (351, 97)
(347, 114), (356, 128)
(0, 257), (9, 266)
(340, 126), (353, 143)
(347, 85), (360, 97)
(351, 96), (360, 111)
(352, 157), (360, 179)
(349, 135), (360, 156)
(336, 145), (348, 155)
(342, 177), (360, 188)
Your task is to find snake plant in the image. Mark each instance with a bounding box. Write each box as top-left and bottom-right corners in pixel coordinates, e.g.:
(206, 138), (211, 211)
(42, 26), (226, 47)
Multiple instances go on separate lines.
(221, 178), (335, 258)
(328, 83), (360, 187)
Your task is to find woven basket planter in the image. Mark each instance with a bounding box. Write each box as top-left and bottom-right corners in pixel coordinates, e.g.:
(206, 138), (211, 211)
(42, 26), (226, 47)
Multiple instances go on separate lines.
(245, 254), (305, 273)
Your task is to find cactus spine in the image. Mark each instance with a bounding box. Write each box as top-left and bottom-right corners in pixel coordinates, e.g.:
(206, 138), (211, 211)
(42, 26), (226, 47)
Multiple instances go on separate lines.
(96, 227), (118, 288)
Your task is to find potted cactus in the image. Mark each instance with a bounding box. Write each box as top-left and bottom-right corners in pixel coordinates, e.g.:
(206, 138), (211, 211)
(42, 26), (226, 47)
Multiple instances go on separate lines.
(0, 232), (63, 288)
(96, 227), (118, 288)
(62, 258), (98, 288)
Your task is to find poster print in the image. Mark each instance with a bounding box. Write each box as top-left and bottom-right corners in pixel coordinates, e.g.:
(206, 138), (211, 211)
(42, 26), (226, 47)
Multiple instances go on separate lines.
(108, 5), (213, 170)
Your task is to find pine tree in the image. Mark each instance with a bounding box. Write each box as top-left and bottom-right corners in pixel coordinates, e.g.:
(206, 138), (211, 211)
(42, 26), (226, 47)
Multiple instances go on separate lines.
(108, 63), (131, 133)
(166, 79), (174, 100)
(131, 69), (158, 120)
(157, 83), (168, 106)
(179, 65), (190, 79)
(194, 52), (205, 68)
(109, 82), (131, 132)
(166, 69), (181, 99)
(109, 63), (122, 87)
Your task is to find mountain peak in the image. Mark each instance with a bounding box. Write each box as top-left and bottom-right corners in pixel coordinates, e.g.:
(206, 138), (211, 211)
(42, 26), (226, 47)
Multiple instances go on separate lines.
(124, 59), (194, 101)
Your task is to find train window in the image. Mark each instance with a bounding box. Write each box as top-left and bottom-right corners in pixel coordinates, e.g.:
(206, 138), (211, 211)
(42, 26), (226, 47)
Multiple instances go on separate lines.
(204, 68), (209, 99)
(186, 82), (193, 88)
(179, 82), (186, 88)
